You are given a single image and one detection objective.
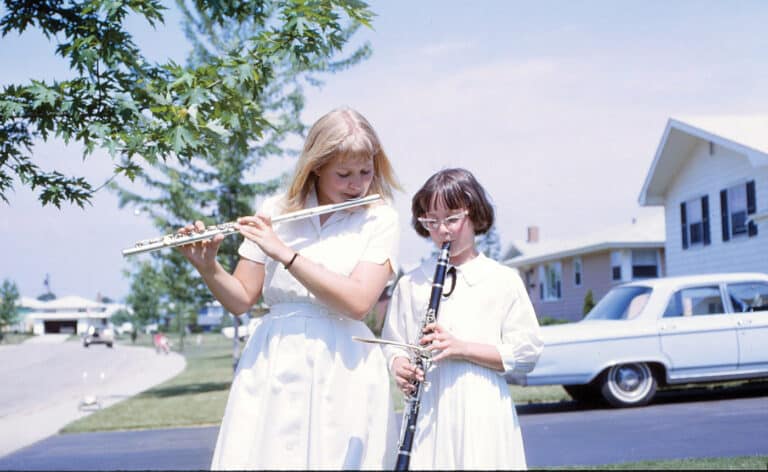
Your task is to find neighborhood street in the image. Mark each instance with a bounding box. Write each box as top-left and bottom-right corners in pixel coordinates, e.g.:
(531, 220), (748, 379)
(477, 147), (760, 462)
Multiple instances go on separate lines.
(0, 337), (185, 457)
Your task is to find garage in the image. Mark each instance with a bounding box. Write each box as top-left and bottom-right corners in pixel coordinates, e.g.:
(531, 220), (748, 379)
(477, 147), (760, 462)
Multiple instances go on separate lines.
(43, 320), (77, 334)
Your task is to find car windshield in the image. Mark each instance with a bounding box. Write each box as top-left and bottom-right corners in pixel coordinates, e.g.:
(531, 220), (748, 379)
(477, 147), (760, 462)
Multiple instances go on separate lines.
(584, 286), (653, 320)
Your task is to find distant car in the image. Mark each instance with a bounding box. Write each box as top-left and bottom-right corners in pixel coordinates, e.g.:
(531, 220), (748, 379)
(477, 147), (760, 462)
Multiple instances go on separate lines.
(509, 272), (768, 407)
(83, 324), (115, 348)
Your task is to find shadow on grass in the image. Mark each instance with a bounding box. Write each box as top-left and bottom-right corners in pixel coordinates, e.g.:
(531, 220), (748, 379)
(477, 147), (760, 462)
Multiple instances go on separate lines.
(144, 381), (231, 398)
(517, 379), (768, 415)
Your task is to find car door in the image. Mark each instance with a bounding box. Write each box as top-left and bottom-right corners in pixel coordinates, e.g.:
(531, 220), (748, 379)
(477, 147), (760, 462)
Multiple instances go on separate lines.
(725, 281), (768, 370)
(658, 284), (739, 378)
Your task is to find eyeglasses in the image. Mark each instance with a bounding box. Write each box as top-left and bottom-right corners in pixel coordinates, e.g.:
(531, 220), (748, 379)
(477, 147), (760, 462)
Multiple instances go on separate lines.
(417, 210), (468, 232)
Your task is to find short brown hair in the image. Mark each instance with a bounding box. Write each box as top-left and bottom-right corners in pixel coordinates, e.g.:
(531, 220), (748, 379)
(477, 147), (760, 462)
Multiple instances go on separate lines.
(411, 168), (494, 237)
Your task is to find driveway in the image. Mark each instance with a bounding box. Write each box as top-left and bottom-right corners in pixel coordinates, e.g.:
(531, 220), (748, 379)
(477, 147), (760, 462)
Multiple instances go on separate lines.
(0, 337), (185, 457)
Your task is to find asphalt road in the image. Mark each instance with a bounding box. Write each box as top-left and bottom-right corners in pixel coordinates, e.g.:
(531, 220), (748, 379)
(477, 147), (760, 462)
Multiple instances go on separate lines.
(1, 382), (766, 470)
(0, 336), (185, 457)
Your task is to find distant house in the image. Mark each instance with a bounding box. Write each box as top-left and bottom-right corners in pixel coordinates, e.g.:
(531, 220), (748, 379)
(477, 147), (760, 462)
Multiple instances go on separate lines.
(503, 221), (665, 322)
(639, 116), (768, 275)
(18, 295), (128, 335)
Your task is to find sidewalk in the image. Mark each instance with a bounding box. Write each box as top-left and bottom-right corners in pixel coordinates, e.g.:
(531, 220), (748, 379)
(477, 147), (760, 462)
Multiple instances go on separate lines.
(0, 342), (186, 458)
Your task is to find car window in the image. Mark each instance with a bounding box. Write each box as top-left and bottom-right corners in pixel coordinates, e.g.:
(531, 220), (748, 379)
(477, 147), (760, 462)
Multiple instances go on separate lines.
(663, 286), (724, 317)
(726, 282), (768, 313)
(584, 286), (652, 320)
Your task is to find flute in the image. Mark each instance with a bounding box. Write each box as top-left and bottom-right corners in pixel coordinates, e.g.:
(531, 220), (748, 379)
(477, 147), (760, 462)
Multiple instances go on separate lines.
(121, 194), (381, 257)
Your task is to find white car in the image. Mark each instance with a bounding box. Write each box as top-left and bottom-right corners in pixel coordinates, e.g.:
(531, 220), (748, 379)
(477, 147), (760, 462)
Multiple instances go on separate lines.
(509, 272), (768, 407)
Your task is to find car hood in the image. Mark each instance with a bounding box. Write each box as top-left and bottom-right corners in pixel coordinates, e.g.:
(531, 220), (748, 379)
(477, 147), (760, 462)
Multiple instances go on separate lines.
(540, 320), (653, 345)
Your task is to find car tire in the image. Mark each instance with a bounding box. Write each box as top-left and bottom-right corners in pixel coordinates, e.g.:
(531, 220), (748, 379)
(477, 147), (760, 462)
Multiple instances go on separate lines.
(107, 343), (113, 348)
(563, 384), (599, 403)
(599, 362), (657, 408)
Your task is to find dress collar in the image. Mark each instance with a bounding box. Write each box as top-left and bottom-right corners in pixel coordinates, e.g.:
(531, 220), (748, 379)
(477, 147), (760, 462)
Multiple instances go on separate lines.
(419, 251), (491, 287)
(306, 186), (357, 235)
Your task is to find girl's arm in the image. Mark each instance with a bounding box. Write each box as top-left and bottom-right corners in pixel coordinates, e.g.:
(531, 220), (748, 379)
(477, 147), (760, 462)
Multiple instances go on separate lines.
(285, 256), (392, 320)
(178, 223), (265, 316)
(421, 323), (505, 371)
(236, 211), (396, 320)
(421, 272), (543, 374)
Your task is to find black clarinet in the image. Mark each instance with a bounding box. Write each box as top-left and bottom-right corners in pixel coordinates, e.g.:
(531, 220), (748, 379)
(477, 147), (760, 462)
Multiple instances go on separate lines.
(395, 240), (452, 471)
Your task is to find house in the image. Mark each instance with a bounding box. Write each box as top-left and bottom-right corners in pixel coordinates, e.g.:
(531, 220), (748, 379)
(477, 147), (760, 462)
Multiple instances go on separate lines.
(639, 116), (768, 275)
(503, 220), (665, 322)
(18, 295), (128, 335)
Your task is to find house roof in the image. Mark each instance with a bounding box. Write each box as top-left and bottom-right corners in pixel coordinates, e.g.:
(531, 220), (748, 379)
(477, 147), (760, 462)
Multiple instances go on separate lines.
(26, 311), (109, 321)
(19, 295), (128, 317)
(639, 115), (768, 206)
(503, 216), (665, 268)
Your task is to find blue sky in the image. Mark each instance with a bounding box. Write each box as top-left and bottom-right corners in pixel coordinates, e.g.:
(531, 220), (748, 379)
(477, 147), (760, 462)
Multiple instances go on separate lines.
(2, 1), (768, 300)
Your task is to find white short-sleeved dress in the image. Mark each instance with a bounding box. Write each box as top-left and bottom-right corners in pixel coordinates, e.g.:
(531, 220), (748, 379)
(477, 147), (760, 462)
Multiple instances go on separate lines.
(381, 253), (543, 470)
(210, 191), (399, 471)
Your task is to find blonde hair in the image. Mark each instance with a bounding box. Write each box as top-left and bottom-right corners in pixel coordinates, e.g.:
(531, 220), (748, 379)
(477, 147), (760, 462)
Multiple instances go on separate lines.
(282, 108), (401, 212)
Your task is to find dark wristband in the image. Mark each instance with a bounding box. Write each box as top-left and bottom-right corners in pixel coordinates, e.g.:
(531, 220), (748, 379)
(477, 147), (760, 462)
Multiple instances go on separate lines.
(284, 252), (299, 270)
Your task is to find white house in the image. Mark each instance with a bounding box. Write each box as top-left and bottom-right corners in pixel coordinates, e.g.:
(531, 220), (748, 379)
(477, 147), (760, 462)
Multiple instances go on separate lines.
(503, 218), (665, 321)
(19, 295), (128, 335)
(639, 116), (768, 275)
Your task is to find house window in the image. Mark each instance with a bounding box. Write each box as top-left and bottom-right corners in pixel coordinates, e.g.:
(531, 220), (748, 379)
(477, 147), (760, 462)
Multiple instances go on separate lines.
(720, 180), (758, 241)
(539, 263), (562, 301)
(631, 249), (659, 279)
(611, 251), (622, 281)
(680, 196), (710, 249)
(573, 257), (582, 286)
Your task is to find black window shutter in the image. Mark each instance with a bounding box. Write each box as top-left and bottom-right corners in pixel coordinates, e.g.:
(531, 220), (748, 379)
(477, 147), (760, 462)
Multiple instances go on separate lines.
(746, 180), (756, 214)
(701, 196), (711, 246)
(747, 180), (758, 237)
(680, 202), (688, 249)
(720, 189), (730, 242)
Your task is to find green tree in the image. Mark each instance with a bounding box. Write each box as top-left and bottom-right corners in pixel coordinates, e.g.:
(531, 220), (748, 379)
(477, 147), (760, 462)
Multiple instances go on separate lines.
(115, 0), (371, 361)
(583, 289), (596, 317)
(0, 278), (20, 339)
(0, 0), (373, 207)
(124, 261), (164, 330)
(475, 224), (502, 260)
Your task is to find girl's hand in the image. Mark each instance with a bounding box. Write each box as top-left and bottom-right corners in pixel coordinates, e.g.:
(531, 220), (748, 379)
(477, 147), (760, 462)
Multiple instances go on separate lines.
(236, 214), (294, 266)
(177, 221), (225, 273)
(391, 356), (423, 396)
(420, 323), (467, 362)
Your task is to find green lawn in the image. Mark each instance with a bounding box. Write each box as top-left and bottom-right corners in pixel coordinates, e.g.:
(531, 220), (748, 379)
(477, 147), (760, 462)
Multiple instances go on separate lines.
(62, 332), (233, 433)
(0, 332), (35, 344)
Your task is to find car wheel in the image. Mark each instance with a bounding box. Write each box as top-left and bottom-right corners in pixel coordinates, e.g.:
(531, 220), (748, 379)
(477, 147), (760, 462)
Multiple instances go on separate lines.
(600, 362), (657, 408)
(563, 384), (599, 403)
(107, 343), (113, 348)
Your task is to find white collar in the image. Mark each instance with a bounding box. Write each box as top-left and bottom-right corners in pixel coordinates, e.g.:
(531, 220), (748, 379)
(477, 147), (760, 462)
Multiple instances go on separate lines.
(419, 252), (491, 287)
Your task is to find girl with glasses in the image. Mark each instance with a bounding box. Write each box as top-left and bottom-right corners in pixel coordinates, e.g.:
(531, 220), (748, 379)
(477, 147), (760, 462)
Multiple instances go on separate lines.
(382, 168), (543, 470)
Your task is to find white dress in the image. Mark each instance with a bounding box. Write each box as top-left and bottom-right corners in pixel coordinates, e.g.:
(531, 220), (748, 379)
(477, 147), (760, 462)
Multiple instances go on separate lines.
(210, 191), (399, 470)
(381, 253), (543, 470)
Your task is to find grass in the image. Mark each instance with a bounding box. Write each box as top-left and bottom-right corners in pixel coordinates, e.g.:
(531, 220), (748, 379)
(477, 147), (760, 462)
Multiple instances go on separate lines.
(548, 455), (768, 470)
(0, 332), (35, 344)
(62, 332), (234, 433)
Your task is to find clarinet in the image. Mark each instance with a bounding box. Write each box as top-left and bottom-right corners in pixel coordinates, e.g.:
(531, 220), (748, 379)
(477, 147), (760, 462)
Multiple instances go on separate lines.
(395, 240), (452, 471)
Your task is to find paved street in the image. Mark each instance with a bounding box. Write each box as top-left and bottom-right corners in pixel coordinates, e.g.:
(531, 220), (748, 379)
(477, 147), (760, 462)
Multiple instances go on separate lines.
(0, 337), (185, 457)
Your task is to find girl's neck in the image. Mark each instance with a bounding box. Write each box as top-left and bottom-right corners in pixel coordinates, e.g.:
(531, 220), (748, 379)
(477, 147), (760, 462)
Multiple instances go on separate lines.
(448, 242), (479, 266)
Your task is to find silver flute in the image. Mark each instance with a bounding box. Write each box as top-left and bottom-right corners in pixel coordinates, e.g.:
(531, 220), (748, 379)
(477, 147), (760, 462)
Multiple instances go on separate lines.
(122, 194), (382, 257)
